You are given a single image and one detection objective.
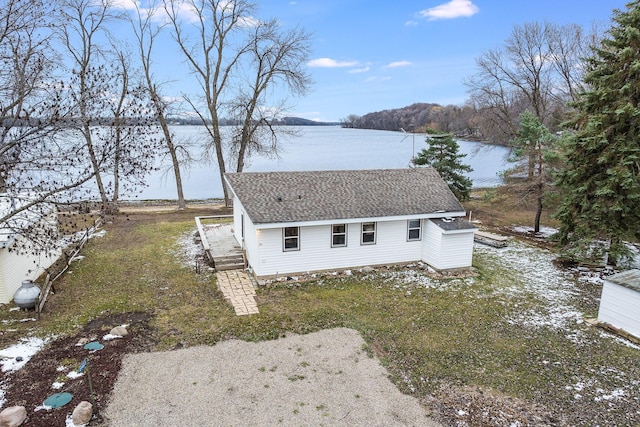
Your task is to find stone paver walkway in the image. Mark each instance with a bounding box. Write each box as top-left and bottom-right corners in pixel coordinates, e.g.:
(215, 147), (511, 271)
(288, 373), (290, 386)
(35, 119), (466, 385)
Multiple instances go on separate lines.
(215, 270), (259, 316)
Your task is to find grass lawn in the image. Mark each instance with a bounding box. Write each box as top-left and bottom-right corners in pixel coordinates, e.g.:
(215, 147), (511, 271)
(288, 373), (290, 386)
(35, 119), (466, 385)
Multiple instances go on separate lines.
(1, 200), (638, 426)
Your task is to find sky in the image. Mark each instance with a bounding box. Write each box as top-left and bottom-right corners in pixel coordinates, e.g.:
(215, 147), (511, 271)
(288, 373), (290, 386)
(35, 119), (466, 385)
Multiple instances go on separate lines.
(116, 0), (629, 123)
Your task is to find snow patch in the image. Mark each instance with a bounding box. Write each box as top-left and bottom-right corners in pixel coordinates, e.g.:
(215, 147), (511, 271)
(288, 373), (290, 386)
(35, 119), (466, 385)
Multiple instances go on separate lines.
(102, 333), (123, 341)
(511, 225), (558, 238)
(0, 337), (48, 373)
(67, 371), (84, 379)
(594, 388), (626, 402)
(171, 230), (206, 269)
(475, 242), (583, 332)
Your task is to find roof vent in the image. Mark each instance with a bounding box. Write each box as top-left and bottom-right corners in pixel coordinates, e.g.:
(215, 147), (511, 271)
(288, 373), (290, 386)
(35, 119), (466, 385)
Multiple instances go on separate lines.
(277, 196), (283, 202)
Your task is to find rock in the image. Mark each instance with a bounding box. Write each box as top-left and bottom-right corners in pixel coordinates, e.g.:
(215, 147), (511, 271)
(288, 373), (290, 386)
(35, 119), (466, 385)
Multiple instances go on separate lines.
(361, 266), (375, 273)
(76, 337), (90, 346)
(109, 326), (128, 337)
(0, 405), (27, 427)
(71, 401), (92, 425)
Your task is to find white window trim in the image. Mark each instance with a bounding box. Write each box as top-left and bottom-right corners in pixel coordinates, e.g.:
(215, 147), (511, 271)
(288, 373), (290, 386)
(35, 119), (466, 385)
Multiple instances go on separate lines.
(407, 219), (422, 241)
(283, 226), (300, 251)
(331, 224), (347, 247)
(361, 222), (376, 245)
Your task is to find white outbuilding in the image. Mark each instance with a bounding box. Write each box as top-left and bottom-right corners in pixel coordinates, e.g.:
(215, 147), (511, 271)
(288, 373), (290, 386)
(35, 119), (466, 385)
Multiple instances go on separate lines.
(597, 269), (640, 340)
(224, 168), (476, 279)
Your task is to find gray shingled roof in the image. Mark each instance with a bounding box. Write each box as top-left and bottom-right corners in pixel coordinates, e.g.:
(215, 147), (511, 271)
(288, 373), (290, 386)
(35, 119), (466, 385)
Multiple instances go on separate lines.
(606, 269), (640, 292)
(224, 168), (465, 224)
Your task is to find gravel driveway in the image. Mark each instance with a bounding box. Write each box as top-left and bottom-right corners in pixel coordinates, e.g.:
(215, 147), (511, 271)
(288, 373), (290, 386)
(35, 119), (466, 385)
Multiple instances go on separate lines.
(103, 328), (441, 426)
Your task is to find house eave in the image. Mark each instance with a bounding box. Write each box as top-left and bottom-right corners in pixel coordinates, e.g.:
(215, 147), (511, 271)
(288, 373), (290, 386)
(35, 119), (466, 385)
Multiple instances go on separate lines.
(252, 211), (467, 229)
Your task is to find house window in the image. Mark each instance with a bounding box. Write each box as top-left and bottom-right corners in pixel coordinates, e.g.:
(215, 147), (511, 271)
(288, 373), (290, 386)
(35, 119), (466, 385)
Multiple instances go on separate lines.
(407, 219), (421, 241)
(361, 222), (376, 245)
(283, 227), (300, 251)
(332, 224), (347, 247)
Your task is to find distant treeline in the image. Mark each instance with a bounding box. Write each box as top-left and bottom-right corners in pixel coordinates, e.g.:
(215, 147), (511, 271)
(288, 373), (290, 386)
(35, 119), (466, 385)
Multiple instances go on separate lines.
(340, 103), (484, 141)
(167, 116), (340, 126)
(3, 116), (340, 128)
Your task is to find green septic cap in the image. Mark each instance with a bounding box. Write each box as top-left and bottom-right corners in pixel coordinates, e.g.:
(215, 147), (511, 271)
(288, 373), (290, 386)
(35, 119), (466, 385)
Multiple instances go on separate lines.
(83, 341), (104, 351)
(44, 392), (73, 408)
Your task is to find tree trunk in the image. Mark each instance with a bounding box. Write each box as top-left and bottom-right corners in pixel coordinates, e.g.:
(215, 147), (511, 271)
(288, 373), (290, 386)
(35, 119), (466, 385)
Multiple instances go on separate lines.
(83, 124), (109, 210)
(112, 126), (121, 207)
(534, 191), (542, 233)
(212, 126), (229, 206)
(157, 113), (186, 209)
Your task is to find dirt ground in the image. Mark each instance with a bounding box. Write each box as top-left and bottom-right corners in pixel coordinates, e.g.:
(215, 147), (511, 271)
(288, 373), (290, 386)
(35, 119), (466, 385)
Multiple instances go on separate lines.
(1, 312), (156, 426)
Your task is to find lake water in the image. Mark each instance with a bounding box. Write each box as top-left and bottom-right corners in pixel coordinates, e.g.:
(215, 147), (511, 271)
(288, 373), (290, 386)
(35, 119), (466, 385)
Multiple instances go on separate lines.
(138, 126), (511, 200)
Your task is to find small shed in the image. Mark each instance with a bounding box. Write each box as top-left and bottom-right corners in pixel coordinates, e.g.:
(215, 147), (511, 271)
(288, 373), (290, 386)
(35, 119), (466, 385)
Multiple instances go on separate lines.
(597, 269), (640, 340)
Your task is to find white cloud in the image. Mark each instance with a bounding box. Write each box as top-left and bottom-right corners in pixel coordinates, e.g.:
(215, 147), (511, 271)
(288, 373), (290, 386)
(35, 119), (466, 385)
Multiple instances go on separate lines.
(386, 61), (412, 68)
(405, 20), (419, 27)
(348, 66), (370, 73)
(111, 0), (137, 11)
(238, 15), (260, 27)
(419, 0), (479, 20)
(307, 58), (359, 68)
(365, 76), (392, 83)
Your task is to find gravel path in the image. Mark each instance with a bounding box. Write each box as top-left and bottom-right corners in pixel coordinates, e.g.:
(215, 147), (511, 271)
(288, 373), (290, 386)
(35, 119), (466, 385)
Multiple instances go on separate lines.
(103, 328), (441, 426)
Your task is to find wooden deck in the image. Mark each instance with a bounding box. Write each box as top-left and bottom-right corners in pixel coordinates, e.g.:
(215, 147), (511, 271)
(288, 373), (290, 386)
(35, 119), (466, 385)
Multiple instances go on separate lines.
(195, 217), (245, 271)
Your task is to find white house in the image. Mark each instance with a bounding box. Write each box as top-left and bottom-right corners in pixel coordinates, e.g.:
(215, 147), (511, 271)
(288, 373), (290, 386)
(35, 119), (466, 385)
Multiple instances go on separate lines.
(224, 168), (476, 279)
(598, 269), (640, 340)
(0, 195), (60, 304)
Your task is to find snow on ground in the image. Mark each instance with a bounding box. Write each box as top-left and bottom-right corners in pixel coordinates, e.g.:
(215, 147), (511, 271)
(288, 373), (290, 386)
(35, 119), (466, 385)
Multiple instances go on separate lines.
(0, 337), (48, 373)
(511, 225), (558, 238)
(170, 230), (207, 270)
(372, 267), (475, 292)
(0, 337), (49, 407)
(475, 240), (640, 407)
(474, 241), (585, 334)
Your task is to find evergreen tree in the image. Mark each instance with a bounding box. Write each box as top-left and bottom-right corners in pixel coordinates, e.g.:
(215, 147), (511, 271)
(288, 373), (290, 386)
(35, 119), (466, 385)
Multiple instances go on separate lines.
(555, 1), (640, 264)
(508, 110), (559, 233)
(413, 134), (473, 201)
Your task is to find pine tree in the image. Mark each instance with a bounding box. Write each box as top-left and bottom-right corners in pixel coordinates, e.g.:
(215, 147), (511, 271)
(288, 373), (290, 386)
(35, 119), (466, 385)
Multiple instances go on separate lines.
(413, 134), (473, 201)
(555, 1), (640, 264)
(508, 110), (559, 233)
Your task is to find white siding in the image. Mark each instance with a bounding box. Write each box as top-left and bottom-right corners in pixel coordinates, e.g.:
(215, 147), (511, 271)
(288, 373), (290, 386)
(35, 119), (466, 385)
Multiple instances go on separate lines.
(422, 220), (443, 268)
(232, 196), (260, 271)
(438, 232), (475, 270)
(421, 220), (474, 270)
(0, 236), (60, 304)
(231, 196), (244, 244)
(598, 281), (640, 339)
(251, 220), (423, 277)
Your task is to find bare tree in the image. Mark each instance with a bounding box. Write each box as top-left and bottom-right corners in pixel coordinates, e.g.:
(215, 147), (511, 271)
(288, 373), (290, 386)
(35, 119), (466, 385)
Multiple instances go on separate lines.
(465, 21), (596, 147)
(58, 0), (118, 211)
(164, 0), (255, 205)
(129, 1), (188, 209)
(165, 0), (312, 205)
(0, 0), (103, 252)
(108, 48), (162, 208)
(58, 0), (160, 213)
(228, 19), (312, 172)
